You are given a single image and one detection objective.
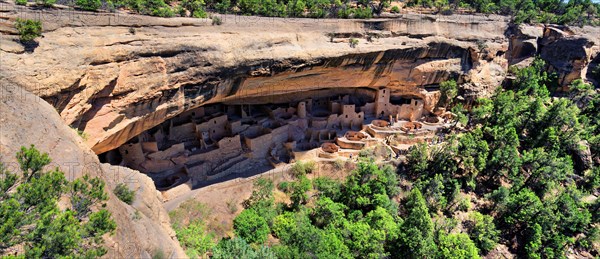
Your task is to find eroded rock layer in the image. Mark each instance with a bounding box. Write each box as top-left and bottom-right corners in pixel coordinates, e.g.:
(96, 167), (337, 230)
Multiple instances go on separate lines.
(1, 5), (598, 154)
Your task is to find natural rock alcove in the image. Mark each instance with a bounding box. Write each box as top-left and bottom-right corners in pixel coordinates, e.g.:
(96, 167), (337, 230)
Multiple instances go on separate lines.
(99, 87), (442, 191)
(3, 7), (597, 201)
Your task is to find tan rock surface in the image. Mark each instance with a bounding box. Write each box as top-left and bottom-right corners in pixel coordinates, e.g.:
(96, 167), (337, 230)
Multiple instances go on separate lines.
(1, 5), (597, 154)
(0, 83), (186, 258)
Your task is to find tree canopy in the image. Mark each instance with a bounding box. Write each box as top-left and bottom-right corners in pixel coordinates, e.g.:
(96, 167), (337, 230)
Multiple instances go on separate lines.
(1, 145), (116, 258)
(212, 59), (599, 258)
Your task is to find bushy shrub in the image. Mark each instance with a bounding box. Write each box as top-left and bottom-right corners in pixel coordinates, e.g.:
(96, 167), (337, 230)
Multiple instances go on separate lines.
(132, 210), (142, 221)
(436, 233), (479, 258)
(212, 16), (223, 25)
(277, 181), (290, 192)
(76, 0), (102, 11)
(439, 79), (458, 108)
(291, 160), (316, 177)
(215, 0), (230, 12)
(352, 7), (372, 19)
(313, 177), (342, 200)
(226, 199), (238, 214)
(15, 18), (42, 43)
(192, 8), (207, 17)
(337, 7), (352, 18)
(289, 175), (312, 209)
(271, 212), (296, 240)
(358, 147), (373, 158)
(467, 212), (499, 254)
(106, 0), (116, 11)
(113, 183), (135, 204)
(290, 0), (306, 17)
(390, 5), (400, 13)
(152, 248), (165, 259)
(233, 209), (270, 244)
(440, 6), (453, 15)
(181, 0), (205, 16)
(176, 219), (216, 258)
(16, 0), (28, 5)
(152, 7), (175, 17)
(457, 196), (471, 212)
(307, 8), (325, 18)
(241, 178), (277, 225)
(406, 0), (433, 7)
(333, 159), (344, 170)
(212, 237), (276, 259)
(35, 0), (55, 6)
(72, 127), (89, 140)
(349, 38), (359, 48)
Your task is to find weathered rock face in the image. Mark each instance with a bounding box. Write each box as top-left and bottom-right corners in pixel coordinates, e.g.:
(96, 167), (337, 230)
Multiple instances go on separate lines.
(0, 83), (186, 258)
(540, 27), (599, 87)
(507, 24), (600, 86)
(0, 5), (597, 154)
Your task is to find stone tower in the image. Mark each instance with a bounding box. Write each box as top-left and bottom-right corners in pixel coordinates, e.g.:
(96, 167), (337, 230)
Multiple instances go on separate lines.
(375, 88), (391, 117)
(297, 101), (306, 118)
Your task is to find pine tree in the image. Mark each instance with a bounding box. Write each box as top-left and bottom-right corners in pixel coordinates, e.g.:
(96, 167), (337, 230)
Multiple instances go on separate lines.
(397, 188), (436, 258)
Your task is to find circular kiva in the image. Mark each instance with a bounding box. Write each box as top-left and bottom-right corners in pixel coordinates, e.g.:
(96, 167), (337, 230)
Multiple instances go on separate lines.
(402, 121), (423, 131)
(425, 116), (439, 123)
(372, 119), (389, 127)
(321, 142), (339, 153)
(345, 131), (366, 141)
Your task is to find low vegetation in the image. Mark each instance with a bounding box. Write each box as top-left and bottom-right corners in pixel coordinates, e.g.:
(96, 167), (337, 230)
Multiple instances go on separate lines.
(212, 237), (276, 258)
(349, 38), (359, 48)
(73, 127), (89, 140)
(20, 0), (598, 26)
(0, 145), (116, 257)
(75, 0), (103, 11)
(407, 0), (600, 25)
(113, 182), (135, 204)
(169, 200), (219, 258)
(290, 160), (316, 177)
(226, 199), (238, 214)
(35, 0), (55, 7)
(211, 16), (223, 25)
(14, 18), (42, 43)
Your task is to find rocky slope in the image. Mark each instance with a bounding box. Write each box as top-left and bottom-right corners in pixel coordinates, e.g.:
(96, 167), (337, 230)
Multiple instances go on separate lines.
(0, 82), (186, 258)
(1, 4), (598, 155)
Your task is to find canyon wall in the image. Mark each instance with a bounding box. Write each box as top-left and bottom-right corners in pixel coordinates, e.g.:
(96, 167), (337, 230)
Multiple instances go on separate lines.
(1, 5), (598, 155)
(0, 83), (186, 257)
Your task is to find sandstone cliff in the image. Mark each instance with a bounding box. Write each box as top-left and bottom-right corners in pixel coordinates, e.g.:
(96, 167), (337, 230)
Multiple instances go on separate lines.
(0, 83), (186, 258)
(0, 4), (598, 155)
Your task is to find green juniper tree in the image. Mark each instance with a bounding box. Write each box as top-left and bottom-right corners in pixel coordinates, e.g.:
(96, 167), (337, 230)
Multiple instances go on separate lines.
(1, 145), (116, 257)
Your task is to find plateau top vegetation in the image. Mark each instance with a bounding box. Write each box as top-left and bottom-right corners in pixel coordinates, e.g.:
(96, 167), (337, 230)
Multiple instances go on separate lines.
(14, 0), (600, 26)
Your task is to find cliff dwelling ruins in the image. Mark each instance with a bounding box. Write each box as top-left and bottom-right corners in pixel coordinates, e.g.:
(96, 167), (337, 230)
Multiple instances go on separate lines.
(101, 87), (454, 196)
